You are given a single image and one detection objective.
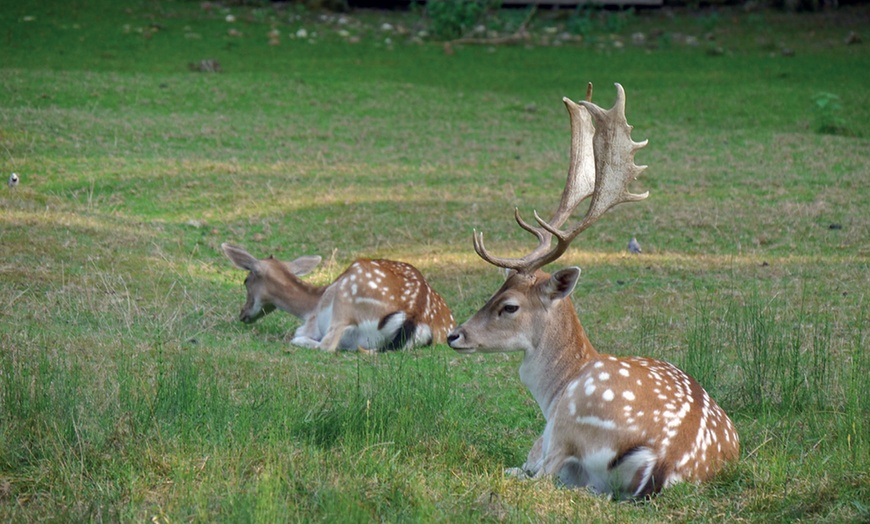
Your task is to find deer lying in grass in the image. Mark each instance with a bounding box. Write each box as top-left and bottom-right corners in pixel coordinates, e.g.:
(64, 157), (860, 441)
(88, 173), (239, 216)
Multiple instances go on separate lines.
(447, 84), (739, 498)
(222, 243), (455, 352)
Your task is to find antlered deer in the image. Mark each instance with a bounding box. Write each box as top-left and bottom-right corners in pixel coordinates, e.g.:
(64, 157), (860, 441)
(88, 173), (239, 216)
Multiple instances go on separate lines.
(222, 243), (455, 351)
(447, 84), (739, 498)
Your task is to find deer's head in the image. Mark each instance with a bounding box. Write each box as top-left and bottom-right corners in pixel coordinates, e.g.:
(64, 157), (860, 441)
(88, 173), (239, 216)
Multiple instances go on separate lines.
(222, 243), (322, 323)
(448, 83), (648, 355)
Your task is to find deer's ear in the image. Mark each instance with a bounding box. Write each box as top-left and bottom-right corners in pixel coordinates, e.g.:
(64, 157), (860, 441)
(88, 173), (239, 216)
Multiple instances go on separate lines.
(285, 255), (322, 276)
(540, 267), (581, 303)
(222, 243), (259, 272)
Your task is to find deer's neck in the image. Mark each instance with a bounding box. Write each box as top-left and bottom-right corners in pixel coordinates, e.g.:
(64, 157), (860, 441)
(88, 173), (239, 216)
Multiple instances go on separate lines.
(519, 299), (598, 420)
(273, 271), (327, 319)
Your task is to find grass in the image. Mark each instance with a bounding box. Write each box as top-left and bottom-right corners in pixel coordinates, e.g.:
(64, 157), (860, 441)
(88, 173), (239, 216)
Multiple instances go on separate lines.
(1, 0), (869, 521)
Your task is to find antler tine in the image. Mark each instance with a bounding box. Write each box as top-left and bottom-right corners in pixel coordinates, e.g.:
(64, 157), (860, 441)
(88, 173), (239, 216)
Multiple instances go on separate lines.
(473, 229), (527, 271)
(513, 207), (546, 243)
(473, 206), (558, 272)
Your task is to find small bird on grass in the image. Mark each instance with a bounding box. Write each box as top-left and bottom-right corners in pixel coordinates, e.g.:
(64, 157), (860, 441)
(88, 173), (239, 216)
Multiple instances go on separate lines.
(628, 237), (642, 254)
(7, 173), (19, 189)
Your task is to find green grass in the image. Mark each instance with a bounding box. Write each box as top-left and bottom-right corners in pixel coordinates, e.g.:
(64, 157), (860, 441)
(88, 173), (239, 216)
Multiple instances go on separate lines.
(1, 0), (869, 521)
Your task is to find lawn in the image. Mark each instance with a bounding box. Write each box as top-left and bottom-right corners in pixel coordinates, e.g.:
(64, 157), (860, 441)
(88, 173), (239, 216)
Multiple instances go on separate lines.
(1, 0), (868, 521)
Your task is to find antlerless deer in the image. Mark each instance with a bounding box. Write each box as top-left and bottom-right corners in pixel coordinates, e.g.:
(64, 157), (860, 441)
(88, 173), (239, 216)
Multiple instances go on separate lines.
(447, 84), (739, 498)
(222, 244), (455, 351)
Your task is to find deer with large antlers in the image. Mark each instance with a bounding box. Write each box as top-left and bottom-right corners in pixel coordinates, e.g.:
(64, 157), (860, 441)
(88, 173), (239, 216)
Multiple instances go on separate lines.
(222, 244), (455, 351)
(447, 84), (739, 498)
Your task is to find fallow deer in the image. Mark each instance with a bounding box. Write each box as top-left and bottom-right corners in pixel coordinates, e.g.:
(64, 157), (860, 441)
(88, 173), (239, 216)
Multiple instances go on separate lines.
(447, 84), (739, 498)
(222, 243), (455, 352)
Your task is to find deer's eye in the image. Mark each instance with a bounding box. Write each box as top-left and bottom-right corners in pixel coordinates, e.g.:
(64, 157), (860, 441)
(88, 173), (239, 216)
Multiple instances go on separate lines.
(501, 304), (519, 315)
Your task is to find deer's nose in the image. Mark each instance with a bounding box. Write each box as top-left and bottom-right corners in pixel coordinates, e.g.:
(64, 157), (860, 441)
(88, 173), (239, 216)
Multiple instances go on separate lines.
(447, 330), (462, 347)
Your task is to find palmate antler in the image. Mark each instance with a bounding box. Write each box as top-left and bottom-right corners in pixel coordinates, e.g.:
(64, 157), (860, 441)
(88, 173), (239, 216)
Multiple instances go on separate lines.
(473, 83), (648, 274)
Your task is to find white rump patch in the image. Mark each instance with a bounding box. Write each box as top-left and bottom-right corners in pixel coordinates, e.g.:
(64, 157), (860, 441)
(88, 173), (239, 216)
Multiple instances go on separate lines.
(610, 447), (658, 498)
(413, 324), (433, 347)
(566, 448), (618, 494)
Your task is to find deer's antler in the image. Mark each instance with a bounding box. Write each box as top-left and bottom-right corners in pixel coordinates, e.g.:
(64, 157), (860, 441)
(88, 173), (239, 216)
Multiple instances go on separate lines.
(474, 83), (648, 274)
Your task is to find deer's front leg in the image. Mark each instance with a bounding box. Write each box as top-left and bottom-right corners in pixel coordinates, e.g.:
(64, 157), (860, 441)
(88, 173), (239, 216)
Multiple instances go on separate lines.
(290, 335), (320, 349)
(533, 421), (585, 487)
(317, 322), (352, 352)
(538, 445), (578, 485)
(505, 433), (545, 479)
(291, 317), (323, 348)
(522, 434), (545, 476)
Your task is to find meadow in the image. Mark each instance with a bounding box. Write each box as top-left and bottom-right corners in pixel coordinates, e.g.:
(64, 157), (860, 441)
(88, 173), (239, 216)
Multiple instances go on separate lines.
(1, 0), (868, 521)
